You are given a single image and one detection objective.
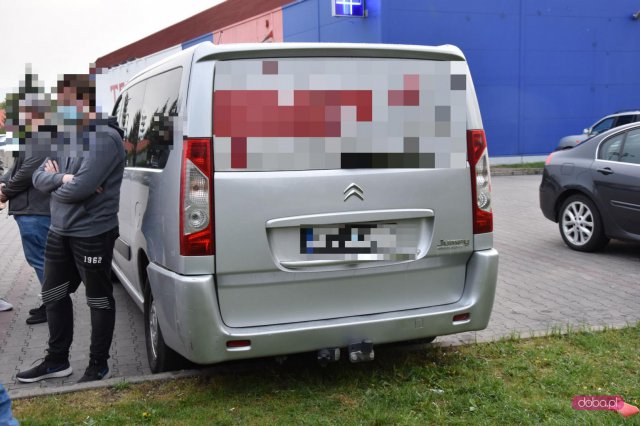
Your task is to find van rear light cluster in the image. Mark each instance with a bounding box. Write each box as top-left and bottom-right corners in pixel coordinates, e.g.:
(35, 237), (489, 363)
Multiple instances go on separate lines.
(467, 130), (493, 234)
(180, 138), (214, 256)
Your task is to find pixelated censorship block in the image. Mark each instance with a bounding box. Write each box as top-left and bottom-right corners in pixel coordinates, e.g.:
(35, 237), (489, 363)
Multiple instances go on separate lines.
(212, 58), (467, 171)
(388, 90), (419, 107)
(231, 137), (247, 169)
(262, 60), (278, 75)
(213, 90), (372, 138)
(388, 74), (420, 106)
(451, 74), (466, 90)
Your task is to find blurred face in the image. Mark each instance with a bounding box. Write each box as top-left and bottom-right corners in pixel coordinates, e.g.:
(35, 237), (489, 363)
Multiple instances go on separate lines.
(26, 107), (46, 130)
(57, 86), (92, 124)
(58, 86), (84, 110)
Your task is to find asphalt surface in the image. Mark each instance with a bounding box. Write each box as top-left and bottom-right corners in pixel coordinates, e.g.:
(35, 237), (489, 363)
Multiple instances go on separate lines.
(1, 175), (639, 398)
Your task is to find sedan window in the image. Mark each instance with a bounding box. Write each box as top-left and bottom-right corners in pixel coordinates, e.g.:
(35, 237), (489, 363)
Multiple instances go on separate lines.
(591, 117), (615, 135)
(615, 114), (637, 127)
(598, 133), (624, 161)
(620, 129), (640, 165)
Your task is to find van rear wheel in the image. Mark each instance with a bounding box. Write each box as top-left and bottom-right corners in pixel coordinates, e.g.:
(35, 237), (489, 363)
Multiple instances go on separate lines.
(144, 280), (181, 373)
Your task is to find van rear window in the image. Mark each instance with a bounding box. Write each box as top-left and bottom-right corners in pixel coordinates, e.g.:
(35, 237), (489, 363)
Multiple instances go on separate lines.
(212, 58), (467, 171)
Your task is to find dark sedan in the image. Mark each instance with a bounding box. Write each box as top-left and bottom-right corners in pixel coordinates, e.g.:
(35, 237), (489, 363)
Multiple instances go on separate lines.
(540, 122), (640, 251)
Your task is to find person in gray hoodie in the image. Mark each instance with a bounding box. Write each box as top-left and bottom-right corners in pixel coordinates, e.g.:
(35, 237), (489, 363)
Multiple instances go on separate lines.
(17, 74), (125, 384)
(0, 91), (52, 323)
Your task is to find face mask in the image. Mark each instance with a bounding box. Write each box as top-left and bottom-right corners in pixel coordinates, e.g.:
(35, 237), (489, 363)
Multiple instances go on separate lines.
(58, 105), (81, 121)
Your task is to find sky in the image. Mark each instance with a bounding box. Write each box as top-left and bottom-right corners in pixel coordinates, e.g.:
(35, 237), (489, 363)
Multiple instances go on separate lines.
(1, 0), (226, 101)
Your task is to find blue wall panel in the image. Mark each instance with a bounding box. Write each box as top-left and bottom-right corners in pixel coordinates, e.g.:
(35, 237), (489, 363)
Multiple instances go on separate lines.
(283, 0), (382, 43)
(283, 0), (640, 158)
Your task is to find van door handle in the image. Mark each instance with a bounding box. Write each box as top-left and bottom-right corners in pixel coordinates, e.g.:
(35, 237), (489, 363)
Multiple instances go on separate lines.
(597, 167), (614, 175)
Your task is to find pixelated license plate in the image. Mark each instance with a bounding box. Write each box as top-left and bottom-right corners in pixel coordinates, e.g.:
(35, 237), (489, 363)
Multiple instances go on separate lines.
(300, 223), (416, 261)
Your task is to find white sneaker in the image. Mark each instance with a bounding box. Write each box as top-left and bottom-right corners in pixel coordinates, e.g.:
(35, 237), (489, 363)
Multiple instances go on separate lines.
(0, 298), (13, 311)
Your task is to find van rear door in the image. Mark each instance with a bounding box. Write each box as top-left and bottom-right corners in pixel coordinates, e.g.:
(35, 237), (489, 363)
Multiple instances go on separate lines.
(212, 53), (474, 327)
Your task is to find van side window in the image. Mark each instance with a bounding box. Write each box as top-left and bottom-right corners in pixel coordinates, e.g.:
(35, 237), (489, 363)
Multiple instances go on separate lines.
(120, 81), (147, 168)
(136, 68), (182, 169)
(112, 95), (122, 119)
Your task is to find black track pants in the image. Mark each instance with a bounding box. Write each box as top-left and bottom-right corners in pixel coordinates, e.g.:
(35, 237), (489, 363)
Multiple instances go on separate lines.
(41, 228), (118, 364)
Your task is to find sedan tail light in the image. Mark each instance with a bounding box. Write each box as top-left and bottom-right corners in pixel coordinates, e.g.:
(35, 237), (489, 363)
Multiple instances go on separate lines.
(545, 152), (555, 165)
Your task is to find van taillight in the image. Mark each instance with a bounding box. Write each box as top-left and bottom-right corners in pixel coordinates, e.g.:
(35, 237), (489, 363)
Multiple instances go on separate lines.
(467, 130), (493, 234)
(180, 138), (214, 256)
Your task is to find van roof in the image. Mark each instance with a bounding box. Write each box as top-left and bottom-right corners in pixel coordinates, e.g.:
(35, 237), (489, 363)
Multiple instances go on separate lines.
(194, 42), (466, 62)
(127, 42), (467, 87)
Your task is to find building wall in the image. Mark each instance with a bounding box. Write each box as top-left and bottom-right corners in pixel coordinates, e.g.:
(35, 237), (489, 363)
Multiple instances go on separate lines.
(96, 8), (285, 114)
(283, 0), (382, 43)
(213, 9), (283, 44)
(283, 0), (640, 158)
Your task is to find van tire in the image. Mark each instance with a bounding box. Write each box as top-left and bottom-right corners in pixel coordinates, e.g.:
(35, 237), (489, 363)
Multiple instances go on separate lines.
(406, 336), (437, 345)
(144, 280), (181, 373)
(558, 195), (609, 252)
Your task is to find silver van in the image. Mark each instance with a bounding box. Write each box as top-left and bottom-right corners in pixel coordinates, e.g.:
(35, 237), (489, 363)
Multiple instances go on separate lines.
(111, 42), (499, 372)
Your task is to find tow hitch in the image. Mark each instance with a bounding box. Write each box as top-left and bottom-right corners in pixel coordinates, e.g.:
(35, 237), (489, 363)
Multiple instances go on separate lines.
(317, 348), (341, 367)
(348, 340), (375, 363)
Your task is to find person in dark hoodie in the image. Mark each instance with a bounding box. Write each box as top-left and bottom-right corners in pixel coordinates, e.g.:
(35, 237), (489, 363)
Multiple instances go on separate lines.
(0, 89), (52, 324)
(0, 152), (13, 313)
(17, 73), (125, 384)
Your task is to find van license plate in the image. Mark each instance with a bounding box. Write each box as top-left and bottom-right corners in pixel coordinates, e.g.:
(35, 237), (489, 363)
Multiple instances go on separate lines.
(300, 223), (415, 261)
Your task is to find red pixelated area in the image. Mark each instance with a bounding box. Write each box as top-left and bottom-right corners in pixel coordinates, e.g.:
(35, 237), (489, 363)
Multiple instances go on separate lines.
(231, 137), (247, 168)
(388, 74), (420, 106)
(213, 90), (373, 139)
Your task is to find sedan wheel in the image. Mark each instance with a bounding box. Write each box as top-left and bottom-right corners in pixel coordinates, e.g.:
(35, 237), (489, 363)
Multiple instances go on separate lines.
(559, 195), (608, 252)
(562, 201), (594, 245)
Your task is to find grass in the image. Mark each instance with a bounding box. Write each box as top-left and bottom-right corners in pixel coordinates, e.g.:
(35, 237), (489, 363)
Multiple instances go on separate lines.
(492, 161), (545, 169)
(12, 324), (640, 425)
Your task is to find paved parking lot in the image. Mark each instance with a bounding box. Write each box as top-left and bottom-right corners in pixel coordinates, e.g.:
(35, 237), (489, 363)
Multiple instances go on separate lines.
(1, 175), (638, 395)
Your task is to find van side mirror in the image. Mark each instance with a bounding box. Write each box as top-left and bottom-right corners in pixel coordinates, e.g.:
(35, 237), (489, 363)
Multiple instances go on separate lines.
(583, 128), (590, 135)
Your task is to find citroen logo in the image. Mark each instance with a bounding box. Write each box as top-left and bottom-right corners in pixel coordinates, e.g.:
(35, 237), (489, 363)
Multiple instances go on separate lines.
(343, 183), (364, 201)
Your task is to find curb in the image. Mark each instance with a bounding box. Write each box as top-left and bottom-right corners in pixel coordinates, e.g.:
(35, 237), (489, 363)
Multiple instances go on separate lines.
(491, 168), (543, 176)
(8, 369), (205, 400)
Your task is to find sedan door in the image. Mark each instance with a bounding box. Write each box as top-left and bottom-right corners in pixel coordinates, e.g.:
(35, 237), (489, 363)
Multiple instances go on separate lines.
(592, 128), (640, 237)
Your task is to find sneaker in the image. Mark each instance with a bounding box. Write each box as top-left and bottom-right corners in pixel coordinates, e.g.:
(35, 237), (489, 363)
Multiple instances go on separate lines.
(77, 361), (110, 383)
(26, 305), (47, 324)
(16, 357), (72, 383)
(29, 304), (45, 315)
(0, 299), (12, 312)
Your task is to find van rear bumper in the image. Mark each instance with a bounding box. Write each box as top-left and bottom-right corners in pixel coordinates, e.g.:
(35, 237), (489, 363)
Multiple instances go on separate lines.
(148, 248), (498, 364)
